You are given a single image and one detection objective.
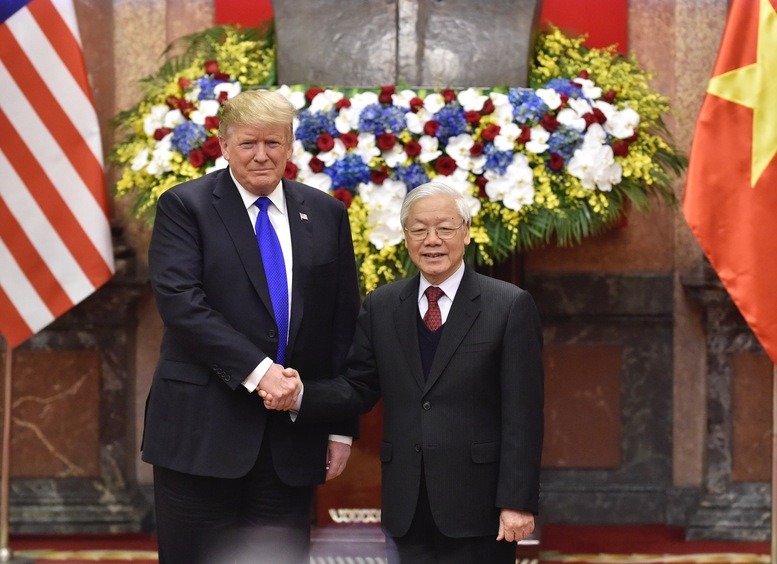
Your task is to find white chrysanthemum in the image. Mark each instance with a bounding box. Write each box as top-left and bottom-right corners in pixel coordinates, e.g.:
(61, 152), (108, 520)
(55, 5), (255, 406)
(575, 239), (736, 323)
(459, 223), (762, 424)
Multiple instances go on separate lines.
(142, 105), (170, 136)
(484, 154), (535, 211)
(458, 88), (488, 112)
(536, 88), (562, 110)
(525, 126), (550, 154)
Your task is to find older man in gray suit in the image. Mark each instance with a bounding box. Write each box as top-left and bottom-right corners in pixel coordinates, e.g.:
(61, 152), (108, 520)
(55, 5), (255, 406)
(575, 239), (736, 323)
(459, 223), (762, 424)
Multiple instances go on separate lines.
(266, 180), (544, 563)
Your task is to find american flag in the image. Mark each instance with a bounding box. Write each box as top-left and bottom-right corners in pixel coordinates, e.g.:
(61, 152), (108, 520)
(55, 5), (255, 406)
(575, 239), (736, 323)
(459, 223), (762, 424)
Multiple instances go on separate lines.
(0, 0), (114, 349)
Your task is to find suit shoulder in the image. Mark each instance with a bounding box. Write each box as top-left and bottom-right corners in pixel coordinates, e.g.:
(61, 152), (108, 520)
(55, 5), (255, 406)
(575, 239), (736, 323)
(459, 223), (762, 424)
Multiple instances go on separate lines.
(474, 272), (536, 304)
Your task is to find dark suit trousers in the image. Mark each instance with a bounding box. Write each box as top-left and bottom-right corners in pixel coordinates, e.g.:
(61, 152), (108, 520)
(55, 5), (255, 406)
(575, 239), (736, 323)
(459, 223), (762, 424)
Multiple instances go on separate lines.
(386, 469), (516, 564)
(153, 438), (313, 564)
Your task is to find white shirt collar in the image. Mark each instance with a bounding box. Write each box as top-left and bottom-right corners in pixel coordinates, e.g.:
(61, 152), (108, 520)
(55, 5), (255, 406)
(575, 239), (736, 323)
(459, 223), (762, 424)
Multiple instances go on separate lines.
(418, 261), (466, 303)
(229, 169), (286, 215)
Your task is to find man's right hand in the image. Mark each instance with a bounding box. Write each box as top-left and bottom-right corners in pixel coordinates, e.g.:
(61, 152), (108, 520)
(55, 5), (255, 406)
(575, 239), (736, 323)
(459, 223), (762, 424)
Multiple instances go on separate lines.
(257, 364), (301, 411)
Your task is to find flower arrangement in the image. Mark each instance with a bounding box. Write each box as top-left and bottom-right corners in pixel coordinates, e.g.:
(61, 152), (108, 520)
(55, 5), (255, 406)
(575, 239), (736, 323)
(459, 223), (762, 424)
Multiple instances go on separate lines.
(111, 25), (275, 221)
(111, 25), (685, 293)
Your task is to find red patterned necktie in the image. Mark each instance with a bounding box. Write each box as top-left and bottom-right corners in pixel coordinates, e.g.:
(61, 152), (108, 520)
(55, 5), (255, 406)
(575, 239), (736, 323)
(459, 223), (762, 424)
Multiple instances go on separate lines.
(424, 286), (444, 331)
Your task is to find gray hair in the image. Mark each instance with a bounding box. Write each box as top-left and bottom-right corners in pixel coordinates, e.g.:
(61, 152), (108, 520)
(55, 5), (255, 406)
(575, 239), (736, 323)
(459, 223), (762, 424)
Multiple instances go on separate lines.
(218, 89), (295, 143)
(400, 181), (472, 228)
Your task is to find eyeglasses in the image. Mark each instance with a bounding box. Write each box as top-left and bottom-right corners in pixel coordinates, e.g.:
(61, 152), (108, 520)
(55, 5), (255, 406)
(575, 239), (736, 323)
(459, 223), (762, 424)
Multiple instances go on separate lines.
(404, 221), (466, 241)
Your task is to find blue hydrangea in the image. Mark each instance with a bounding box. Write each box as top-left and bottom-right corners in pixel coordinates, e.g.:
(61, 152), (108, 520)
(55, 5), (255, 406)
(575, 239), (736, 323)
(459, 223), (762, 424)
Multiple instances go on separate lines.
(483, 144), (514, 176)
(195, 76), (226, 100)
(358, 104), (407, 136)
(432, 104), (468, 144)
(508, 87), (548, 124)
(296, 109), (339, 152)
(394, 163), (429, 188)
(170, 121), (207, 155)
(545, 78), (586, 100)
(547, 125), (585, 161)
(325, 153), (371, 193)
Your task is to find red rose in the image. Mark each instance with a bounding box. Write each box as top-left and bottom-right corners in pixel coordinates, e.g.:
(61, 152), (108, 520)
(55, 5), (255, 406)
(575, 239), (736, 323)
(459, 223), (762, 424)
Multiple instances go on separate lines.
(214, 72), (231, 82)
(178, 100), (196, 117)
(475, 175), (488, 197)
(409, 97), (424, 112)
(309, 156), (325, 173)
(379, 85), (396, 104)
(424, 121), (440, 136)
(333, 188), (353, 207)
(435, 156), (457, 176)
(469, 142), (484, 156)
(541, 114), (559, 132)
(204, 60), (220, 75)
(518, 125), (531, 144)
(441, 89), (456, 104)
(370, 167), (389, 184)
(284, 161), (299, 179)
(583, 113), (597, 128)
(377, 133), (396, 151)
(559, 93), (569, 108)
(165, 96), (180, 109)
(625, 131), (639, 143)
(577, 69), (590, 80)
(189, 149), (206, 168)
(601, 89), (617, 103)
(335, 98), (352, 110)
(340, 132), (359, 149)
(465, 110), (481, 125)
(480, 124), (501, 142)
(548, 152), (564, 171)
(612, 140), (630, 157)
(481, 98), (495, 115)
(217, 91), (229, 104)
(317, 133), (335, 152)
(592, 107), (607, 124)
(153, 127), (171, 141)
(178, 77), (191, 90)
(306, 87), (325, 102)
(404, 140), (422, 157)
(202, 136), (222, 159)
(204, 116), (220, 130)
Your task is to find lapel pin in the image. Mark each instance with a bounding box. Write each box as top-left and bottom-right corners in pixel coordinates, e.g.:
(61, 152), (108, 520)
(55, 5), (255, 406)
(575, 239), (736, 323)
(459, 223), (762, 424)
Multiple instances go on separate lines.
(299, 212), (309, 221)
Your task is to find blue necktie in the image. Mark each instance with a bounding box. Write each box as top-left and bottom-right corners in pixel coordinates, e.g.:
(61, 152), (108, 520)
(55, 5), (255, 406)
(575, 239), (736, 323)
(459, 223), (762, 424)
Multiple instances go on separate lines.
(255, 197), (288, 366)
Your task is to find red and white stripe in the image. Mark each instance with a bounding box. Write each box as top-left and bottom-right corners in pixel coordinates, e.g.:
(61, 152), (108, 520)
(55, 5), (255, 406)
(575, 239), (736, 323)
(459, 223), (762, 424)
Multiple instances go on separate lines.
(0, 0), (114, 349)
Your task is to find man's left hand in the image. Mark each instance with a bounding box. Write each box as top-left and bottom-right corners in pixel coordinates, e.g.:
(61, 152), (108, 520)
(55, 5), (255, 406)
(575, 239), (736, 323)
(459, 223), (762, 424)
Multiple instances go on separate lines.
(496, 509), (534, 543)
(325, 440), (351, 481)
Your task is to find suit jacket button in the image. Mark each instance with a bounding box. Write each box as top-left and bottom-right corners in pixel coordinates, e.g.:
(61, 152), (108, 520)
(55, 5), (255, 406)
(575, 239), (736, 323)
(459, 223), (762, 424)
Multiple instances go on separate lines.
(422, 401), (431, 410)
(268, 330), (277, 339)
(414, 444), (422, 453)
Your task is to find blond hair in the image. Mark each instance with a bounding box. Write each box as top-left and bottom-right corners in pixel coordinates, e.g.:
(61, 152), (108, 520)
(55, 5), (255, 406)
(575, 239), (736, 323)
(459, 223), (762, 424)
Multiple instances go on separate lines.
(218, 89), (295, 143)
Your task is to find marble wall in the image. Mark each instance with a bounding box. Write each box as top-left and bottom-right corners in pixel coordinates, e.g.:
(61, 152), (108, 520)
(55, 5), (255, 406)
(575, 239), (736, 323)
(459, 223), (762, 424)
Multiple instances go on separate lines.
(2, 0), (772, 540)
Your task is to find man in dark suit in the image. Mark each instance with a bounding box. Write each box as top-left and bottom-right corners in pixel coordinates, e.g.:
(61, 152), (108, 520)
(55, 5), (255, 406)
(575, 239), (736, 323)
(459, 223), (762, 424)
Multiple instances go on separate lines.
(266, 181), (544, 563)
(141, 90), (361, 564)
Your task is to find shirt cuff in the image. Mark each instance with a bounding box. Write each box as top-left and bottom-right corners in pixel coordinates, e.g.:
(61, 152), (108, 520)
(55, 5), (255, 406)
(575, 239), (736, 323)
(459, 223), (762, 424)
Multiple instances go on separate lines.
(328, 434), (353, 446)
(242, 357), (274, 392)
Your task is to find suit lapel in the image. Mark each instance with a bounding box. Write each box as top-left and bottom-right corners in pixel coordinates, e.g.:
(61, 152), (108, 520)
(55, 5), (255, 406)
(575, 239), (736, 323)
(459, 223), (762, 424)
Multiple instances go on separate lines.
(425, 267), (481, 392)
(283, 180), (312, 355)
(395, 276), (426, 391)
(212, 169), (274, 317)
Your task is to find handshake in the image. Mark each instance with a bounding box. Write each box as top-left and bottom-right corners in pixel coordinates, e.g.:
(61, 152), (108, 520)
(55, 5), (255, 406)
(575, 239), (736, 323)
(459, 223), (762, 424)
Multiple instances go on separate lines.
(257, 363), (302, 411)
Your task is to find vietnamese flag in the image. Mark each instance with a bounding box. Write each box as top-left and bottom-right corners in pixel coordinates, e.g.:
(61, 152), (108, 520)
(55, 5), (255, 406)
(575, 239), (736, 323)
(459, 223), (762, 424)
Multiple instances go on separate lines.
(683, 0), (777, 365)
